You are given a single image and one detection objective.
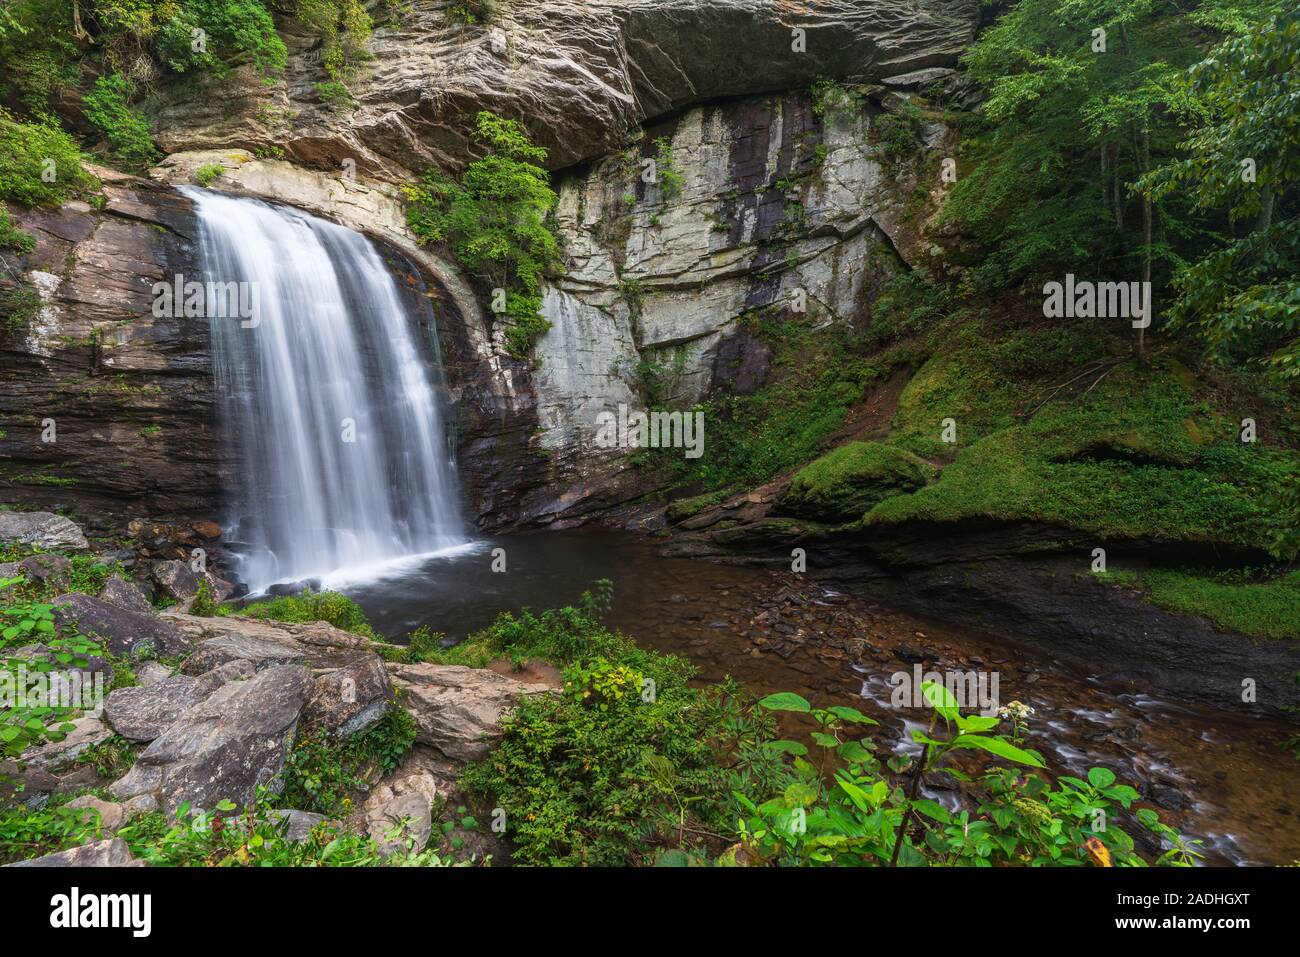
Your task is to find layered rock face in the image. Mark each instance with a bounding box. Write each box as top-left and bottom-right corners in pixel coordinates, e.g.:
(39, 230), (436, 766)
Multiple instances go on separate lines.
(150, 0), (979, 175)
(0, 173), (217, 533)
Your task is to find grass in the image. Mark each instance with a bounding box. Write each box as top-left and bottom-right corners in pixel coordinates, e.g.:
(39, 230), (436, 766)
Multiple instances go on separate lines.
(221, 589), (375, 638)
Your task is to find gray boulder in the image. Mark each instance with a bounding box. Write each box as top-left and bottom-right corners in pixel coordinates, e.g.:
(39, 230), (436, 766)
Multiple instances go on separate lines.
(109, 664), (313, 814)
(387, 663), (551, 761)
(19, 716), (113, 771)
(103, 673), (221, 742)
(180, 632), (307, 675)
(304, 655), (392, 738)
(51, 593), (192, 659)
(0, 512), (89, 551)
(6, 837), (144, 867)
(100, 573), (155, 615)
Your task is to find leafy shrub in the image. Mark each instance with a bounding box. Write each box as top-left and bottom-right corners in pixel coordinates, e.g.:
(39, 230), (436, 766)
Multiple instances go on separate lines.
(193, 163), (223, 187)
(0, 208), (34, 253)
(404, 111), (561, 358)
(189, 578), (216, 616)
(82, 74), (160, 171)
(278, 705), (416, 815)
(0, 109), (96, 207)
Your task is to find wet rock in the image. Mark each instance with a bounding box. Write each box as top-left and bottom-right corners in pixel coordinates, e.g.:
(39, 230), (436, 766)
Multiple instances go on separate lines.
(149, 559), (201, 600)
(99, 574), (155, 615)
(5, 837), (144, 868)
(192, 521), (222, 540)
(0, 512), (89, 552)
(109, 664), (313, 814)
(303, 655), (392, 738)
(387, 663), (552, 762)
(51, 593), (192, 659)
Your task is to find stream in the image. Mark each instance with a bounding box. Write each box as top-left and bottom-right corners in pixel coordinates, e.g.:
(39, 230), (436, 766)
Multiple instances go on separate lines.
(339, 528), (1300, 867)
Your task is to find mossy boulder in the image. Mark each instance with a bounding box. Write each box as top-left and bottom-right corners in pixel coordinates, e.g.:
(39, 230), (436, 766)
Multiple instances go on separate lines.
(780, 442), (935, 522)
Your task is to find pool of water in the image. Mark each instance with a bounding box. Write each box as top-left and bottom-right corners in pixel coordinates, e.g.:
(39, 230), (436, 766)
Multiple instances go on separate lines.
(339, 528), (1300, 867)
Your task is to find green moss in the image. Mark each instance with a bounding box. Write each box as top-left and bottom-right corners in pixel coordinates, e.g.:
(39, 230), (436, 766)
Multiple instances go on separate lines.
(782, 441), (935, 521)
(868, 358), (1295, 553)
(10, 473), (77, 487)
(665, 490), (727, 523)
(1142, 569), (1300, 640)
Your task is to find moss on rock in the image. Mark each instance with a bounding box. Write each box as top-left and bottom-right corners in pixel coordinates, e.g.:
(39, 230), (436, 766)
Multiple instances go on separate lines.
(781, 441), (935, 522)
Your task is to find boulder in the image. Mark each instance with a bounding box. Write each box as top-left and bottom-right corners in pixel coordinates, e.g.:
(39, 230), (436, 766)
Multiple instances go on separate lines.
(103, 673), (221, 742)
(109, 664), (313, 814)
(387, 663), (551, 762)
(134, 661), (175, 687)
(303, 655), (392, 738)
(100, 574), (155, 615)
(180, 632), (307, 675)
(5, 837), (145, 867)
(149, 559), (199, 600)
(0, 512), (89, 551)
(10, 554), (71, 590)
(19, 716), (112, 771)
(61, 793), (155, 831)
(51, 593), (193, 659)
(270, 809), (328, 843)
(365, 792), (432, 858)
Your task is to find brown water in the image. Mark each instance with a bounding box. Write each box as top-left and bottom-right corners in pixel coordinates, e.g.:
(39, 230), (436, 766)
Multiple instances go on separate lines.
(344, 528), (1300, 867)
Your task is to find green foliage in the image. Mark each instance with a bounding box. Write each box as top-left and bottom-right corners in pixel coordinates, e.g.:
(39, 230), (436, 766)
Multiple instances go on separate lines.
(158, 0), (288, 77)
(1102, 567), (1300, 640)
(82, 74), (160, 171)
(314, 79), (356, 111)
(782, 441), (935, 522)
(0, 802), (104, 865)
(189, 578), (216, 616)
(650, 136), (685, 200)
(869, 355), (1297, 554)
(404, 111), (561, 359)
(738, 684), (1200, 866)
(279, 705), (416, 815)
(0, 208), (35, 254)
(293, 0), (371, 82)
(194, 163), (224, 187)
(873, 101), (926, 176)
(0, 110), (97, 207)
(230, 588), (375, 637)
(1140, 11), (1300, 380)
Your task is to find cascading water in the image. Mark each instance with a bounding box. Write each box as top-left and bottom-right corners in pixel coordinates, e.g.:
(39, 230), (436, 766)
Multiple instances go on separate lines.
(182, 187), (467, 593)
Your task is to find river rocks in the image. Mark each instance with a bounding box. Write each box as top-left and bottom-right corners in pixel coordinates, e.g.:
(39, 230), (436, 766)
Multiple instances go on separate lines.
(2, 554), (72, 590)
(0, 512), (89, 551)
(110, 664), (313, 814)
(103, 673), (222, 743)
(270, 809), (328, 843)
(5, 837), (144, 868)
(51, 593), (193, 659)
(387, 662), (551, 761)
(148, 559), (202, 600)
(303, 656), (392, 738)
(354, 747), (449, 857)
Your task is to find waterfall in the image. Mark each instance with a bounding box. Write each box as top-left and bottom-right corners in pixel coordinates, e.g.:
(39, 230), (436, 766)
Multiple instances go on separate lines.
(182, 187), (467, 593)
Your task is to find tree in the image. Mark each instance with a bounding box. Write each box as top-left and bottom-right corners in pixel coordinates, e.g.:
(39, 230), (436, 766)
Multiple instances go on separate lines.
(1140, 10), (1300, 380)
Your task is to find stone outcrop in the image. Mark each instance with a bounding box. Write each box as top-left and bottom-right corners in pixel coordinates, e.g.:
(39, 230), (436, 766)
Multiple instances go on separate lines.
(148, 0), (979, 177)
(110, 663), (313, 814)
(103, 672), (226, 743)
(388, 662), (551, 761)
(51, 593), (193, 659)
(303, 656), (393, 738)
(0, 511), (89, 551)
(5, 837), (144, 867)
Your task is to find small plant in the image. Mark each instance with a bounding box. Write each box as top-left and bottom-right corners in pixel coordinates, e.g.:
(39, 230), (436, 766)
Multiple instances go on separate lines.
(194, 164), (223, 187)
(651, 136), (685, 200)
(81, 74), (159, 171)
(189, 578), (216, 617)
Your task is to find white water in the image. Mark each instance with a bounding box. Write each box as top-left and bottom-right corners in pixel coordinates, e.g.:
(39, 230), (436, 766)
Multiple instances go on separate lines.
(183, 187), (466, 593)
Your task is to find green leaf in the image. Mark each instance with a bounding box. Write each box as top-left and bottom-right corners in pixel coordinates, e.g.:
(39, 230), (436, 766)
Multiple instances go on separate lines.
(827, 705), (878, 725)
(758, 692), (811, 713)
(1087, 767), (1116, 788)
(764, 739), (809, 757)
(951, 734), (1046, 768)
(921, 681), (959, 721)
